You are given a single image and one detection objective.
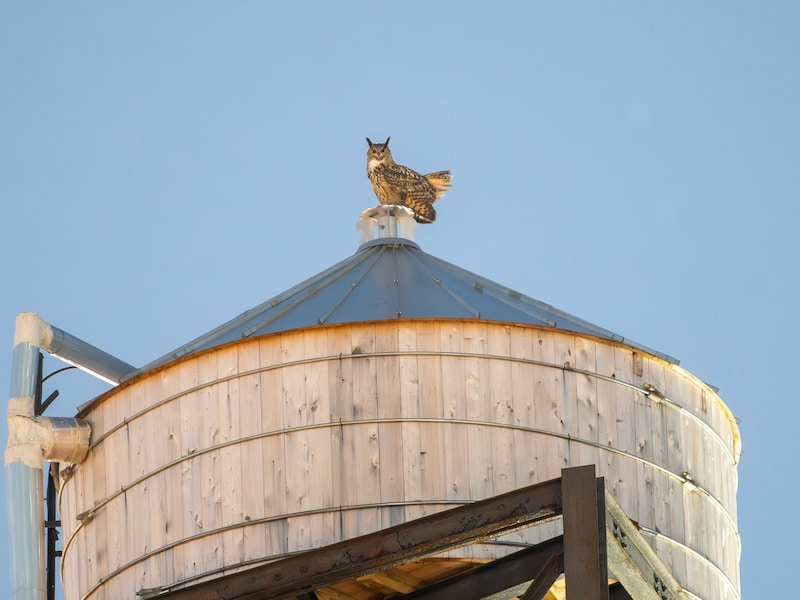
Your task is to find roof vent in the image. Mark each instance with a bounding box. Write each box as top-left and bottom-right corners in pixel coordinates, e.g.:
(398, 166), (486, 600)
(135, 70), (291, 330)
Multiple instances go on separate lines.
(357, 205), (418, 246)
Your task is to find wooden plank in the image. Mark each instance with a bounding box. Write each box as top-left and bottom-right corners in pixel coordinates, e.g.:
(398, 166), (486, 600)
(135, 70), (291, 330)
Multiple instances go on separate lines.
(419, 420), (445, 508)
(356, 568), (423, 593)
(355, 421), (382, 535)
(280, 330), (307, 424)
(178, 357), (201, 581)
(487, 325), (515, 495)
(79, 419), (99, 594)
(574, 336), (599, 467)
(399, 321), (421, 512)
(305, 330), (331, 426)
(595, 344), (617, 467)
(133, 376), (165, 593)
(439, 323), (469, 504)
(400, 416), (423, 522)
(562, 465), (608, 600)
(258, 335), (288, 557)
(554, 334), (576, 471)
(413, 321), (442, 414)
(217, 345), (244, 569)
(284, 428), (313, 550)
(102, 387), (125, 579)
(158, 366), (185, 585)
(328, 324), (354, 421)
(401, 537), (564, 600)
(324, 325), (347, 529)
(378, 324), (404, 526)
(350, 326), (382, 534)
(350, 323), (378, 420)
(463, 322), (493, 501)
(146, 475), (564, 600)
(307, 425), (336, 547)
(510, 325), (537, 486)
(198, 351), (222, 576)
(305, 331), (334, 548)
(612, 348), (638, 520)
(237, 340), (266, 565)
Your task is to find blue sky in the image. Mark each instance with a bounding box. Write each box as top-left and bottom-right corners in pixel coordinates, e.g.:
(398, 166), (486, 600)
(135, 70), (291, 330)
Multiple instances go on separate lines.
(2, 4), (797, 598)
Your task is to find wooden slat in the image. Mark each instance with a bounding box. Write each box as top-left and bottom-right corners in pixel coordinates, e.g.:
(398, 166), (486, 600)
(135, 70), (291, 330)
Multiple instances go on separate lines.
(304, 328), (334, 550)
(357, 568), (423, 593)
(218, 345), (244, 569)
(258, 336), (288, 557)
(439, 324), (469, 505)
(463, 322), (493, 501)
(510, 325), (537, 486)
(612, 347), (638, 520)
(574, 337), (599, 467)
(237, 341), (266, 564)
(199, 352), (222, 574)
(178, 356), (200, 582)
(488, 326), (515, 496)
(398, 537), (564, 600)
(553, 334), (575, 472)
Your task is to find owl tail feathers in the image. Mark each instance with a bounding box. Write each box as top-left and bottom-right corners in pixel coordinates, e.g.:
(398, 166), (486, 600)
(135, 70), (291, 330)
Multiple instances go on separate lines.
(424, 171), (453, 199)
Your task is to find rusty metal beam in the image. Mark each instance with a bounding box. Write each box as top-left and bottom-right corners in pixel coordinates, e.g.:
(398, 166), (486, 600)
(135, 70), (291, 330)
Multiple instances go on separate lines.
(140, 476), (563, 600)
(562, 465), (609, 600)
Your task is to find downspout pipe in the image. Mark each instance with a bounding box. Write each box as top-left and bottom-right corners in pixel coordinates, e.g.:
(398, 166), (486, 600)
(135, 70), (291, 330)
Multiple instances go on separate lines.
(5, 313), (135, 600)
(6, 313), (45, 600)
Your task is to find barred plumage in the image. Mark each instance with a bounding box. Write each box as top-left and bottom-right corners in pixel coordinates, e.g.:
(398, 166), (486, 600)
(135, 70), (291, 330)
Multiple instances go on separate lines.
(366, 137), (452, 224)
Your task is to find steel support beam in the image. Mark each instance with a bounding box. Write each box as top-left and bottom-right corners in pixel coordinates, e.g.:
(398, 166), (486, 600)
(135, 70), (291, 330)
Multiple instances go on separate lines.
(562, 465), (609, 600)
(604, 490), (691, 600)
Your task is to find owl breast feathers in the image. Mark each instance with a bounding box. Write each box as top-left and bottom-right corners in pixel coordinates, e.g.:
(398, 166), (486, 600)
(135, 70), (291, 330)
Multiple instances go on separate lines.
(366, 137), (452, 224)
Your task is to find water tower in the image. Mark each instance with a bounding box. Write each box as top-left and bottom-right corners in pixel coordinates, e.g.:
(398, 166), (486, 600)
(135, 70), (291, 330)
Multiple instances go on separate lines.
(7, 206), (741, 600)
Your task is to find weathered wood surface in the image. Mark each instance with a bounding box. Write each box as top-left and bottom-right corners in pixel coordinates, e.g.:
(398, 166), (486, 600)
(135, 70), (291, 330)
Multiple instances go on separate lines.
(60, 319), (741, 600)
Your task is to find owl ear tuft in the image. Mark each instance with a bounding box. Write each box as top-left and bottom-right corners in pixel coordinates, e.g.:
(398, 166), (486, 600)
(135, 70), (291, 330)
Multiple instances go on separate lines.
(383, 137), (390, 147)
(366, 137), (374, 148)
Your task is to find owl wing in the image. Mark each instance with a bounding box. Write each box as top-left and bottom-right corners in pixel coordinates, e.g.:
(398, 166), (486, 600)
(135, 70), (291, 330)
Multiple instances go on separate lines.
(381, 164), (431, 190)
(382, 165), (438, 223)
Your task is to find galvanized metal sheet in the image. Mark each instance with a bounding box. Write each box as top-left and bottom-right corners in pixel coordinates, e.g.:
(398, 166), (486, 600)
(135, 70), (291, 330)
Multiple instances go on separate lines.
(135, 238), (675, 375)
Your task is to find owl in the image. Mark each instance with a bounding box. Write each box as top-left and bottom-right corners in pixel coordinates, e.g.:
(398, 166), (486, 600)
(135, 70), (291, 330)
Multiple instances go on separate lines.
(366, 137), (452, 223)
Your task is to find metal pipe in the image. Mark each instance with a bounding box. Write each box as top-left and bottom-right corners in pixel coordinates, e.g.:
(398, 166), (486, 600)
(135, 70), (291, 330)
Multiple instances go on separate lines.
(26, 313), (136, 384)
(6, 313), (47, 600)
(6, 312), (116, 599)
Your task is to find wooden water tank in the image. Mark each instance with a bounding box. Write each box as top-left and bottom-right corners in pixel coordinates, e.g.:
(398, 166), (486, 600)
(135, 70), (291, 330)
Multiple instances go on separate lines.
(59, 318), (741, 599)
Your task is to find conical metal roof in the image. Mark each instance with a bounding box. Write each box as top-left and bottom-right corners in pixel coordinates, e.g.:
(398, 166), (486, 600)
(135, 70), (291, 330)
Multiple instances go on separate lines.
(137, 206), (675, 374)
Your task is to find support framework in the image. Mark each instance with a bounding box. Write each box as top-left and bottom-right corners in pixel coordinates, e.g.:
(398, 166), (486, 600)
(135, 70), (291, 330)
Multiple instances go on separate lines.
(140, 465), (689, 600)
